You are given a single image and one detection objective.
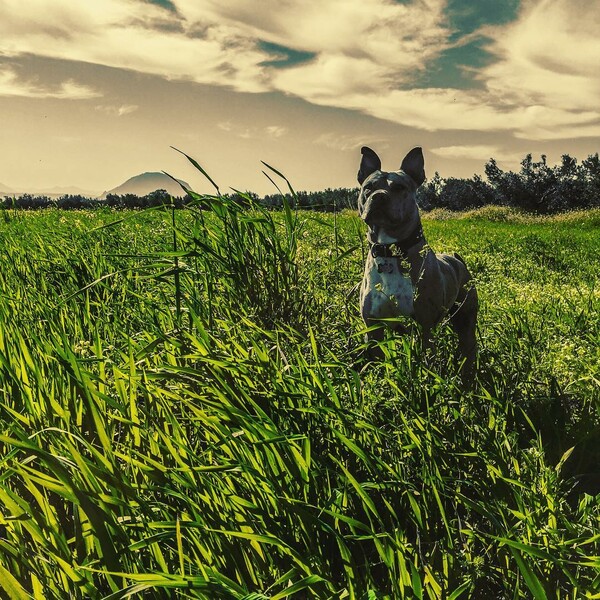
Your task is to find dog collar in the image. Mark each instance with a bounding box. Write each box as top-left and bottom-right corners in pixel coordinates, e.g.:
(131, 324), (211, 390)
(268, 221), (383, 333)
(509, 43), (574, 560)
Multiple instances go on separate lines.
(370, 226), (424, 259)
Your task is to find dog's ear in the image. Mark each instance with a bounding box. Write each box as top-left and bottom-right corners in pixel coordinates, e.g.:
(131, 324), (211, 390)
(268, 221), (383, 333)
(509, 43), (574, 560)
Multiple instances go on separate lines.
(400, 147), (425, 186)
(358, 146), (381, 184)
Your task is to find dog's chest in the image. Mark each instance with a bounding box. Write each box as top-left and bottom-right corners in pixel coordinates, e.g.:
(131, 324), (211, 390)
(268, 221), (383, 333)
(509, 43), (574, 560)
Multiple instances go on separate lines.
(361, 256), (414, 319)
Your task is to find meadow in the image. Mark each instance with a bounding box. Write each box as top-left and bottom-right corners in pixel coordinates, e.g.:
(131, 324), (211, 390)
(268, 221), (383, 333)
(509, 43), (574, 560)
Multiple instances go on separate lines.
(0, 174), (598, 598)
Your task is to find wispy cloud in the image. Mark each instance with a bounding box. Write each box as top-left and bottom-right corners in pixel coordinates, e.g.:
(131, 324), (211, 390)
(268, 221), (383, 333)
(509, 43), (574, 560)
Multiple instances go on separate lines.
(515, 123), (600, 141)
(482, 0), (600, 112)
(331, 88), (599, 136)
(0, 0), (448, 96)
(95, 104), (139, 116)
(275, 0), (600, 140)
(52, 134), (82, 144)
(217, 122), (288, 140)
(210, 0), (450, 87)
(430, 145), (515, 163)
(0, 0), (272, 93)
(265, 125), (287, 139)
(314, 133), (386, 152)
(0, 66), (100, 99)
(469, 0), (600, 140)
(218, 121), (251, 138)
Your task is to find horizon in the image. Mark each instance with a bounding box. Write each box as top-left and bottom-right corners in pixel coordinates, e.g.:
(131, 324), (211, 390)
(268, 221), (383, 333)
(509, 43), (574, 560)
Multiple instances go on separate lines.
(1, 1), (599, 196)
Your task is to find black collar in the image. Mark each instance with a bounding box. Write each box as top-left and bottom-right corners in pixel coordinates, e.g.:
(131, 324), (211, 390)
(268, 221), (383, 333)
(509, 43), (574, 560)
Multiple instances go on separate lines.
(370, 225), (424, 259)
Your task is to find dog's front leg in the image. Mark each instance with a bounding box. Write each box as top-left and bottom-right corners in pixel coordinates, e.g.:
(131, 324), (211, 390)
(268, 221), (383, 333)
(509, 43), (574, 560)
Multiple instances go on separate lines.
(420, 326), (434, 354)
(360, 277), (392, 360)
(449, 285), (478, 383)
(363, 322), (386, 360)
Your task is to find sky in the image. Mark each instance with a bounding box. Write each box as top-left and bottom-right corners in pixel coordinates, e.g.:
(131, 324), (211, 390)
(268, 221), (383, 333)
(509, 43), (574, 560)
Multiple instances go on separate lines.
(0, 0), (599, 196)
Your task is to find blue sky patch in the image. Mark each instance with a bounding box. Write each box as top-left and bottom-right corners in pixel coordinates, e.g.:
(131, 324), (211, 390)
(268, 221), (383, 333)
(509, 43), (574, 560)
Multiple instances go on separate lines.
(258, 41), (317, 68)
(146, 0), (177, 11)
(447, 0), (521, 40)
(413, 0), (521, 89)
(414, 38), (494, 90)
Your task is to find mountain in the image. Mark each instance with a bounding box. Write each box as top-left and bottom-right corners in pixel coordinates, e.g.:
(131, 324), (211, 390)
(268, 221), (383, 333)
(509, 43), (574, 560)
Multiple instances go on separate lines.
(0, 183), (98, 197)
(1, 172), (190, 199)
(102, 172), (190, 198)
(0, 183), (15, 195)
(42, 185), (98, 197)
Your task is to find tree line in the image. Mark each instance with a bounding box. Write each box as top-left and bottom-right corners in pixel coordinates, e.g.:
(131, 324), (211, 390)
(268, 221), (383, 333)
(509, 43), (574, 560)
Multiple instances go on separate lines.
(418, 152), (600, 213)
(3, 152), (599, 214)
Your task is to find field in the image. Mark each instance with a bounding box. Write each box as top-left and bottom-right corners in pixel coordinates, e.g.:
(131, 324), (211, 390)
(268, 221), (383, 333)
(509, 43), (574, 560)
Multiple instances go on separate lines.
(0, 190), (598, 598)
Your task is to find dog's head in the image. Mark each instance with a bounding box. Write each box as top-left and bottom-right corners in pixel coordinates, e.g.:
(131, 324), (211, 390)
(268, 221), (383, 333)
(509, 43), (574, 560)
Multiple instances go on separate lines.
(357, 146), (425, 231)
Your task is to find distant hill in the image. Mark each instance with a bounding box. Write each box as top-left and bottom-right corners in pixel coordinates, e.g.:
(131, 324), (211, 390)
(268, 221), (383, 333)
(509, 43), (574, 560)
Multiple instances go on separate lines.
(102, 172), (190, 198)
(0, 183), (16, 195)
(0, 183), (97, 198)
(43, 185), (98, 197)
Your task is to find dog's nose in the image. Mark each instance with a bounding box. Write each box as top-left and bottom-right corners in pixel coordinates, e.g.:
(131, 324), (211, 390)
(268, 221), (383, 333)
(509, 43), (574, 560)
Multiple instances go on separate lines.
(369, 189), (389, 202)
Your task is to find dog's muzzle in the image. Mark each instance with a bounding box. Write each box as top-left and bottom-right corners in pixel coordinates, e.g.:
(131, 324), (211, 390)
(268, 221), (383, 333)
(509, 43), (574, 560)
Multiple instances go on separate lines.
(360, 190), (389, 224)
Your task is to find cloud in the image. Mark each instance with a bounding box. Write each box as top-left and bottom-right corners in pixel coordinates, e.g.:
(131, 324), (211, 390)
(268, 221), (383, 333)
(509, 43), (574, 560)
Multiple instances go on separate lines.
(1, 0), (598, 141)
(217, 0), (599, 140)
(332, 88), (599, 136)
(52, 134), (81, 144)
(430, 145), (500, 161)
(0, 0), (449, 97)
(0, 66), (100, 99)
(481, 0), (600, 112)
(202, 0), (453, 108)
(265, 125), (287, 139)
(470, 0), (600, 138)
(272, 54), (391, 101)
(430, 144), (516, 163)
(514, 123), (600, 141)
(0, 0), (272, 93)
(314, 133), (386, 152)
(205, 0), (450, 74)
(277, 0), (600, 140)
(217, 122), (287, 140)
(95, 104), (139, 116)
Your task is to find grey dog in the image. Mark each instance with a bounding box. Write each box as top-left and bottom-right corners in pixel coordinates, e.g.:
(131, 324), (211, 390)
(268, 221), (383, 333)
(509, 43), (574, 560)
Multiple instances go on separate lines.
(358, 146), (478, 376)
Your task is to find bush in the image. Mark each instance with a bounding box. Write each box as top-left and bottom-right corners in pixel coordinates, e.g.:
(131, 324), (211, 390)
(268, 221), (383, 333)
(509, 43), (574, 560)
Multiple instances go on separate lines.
(482, 153), (600, 214)
(57, 194), (99, 209)
(2, 194), (54, 209)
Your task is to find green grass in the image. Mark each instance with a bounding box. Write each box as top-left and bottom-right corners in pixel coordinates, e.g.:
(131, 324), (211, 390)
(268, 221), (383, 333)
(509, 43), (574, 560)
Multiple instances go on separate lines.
(0, 190), (598, 599)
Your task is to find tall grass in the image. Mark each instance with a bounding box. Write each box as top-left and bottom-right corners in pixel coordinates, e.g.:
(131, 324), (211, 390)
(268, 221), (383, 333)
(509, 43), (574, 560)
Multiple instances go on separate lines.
(0, 161), (598, 598)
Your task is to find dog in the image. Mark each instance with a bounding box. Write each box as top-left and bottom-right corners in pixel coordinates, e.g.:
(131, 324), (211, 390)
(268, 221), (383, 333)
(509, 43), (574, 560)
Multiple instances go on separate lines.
(358, 146), (478, 377)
